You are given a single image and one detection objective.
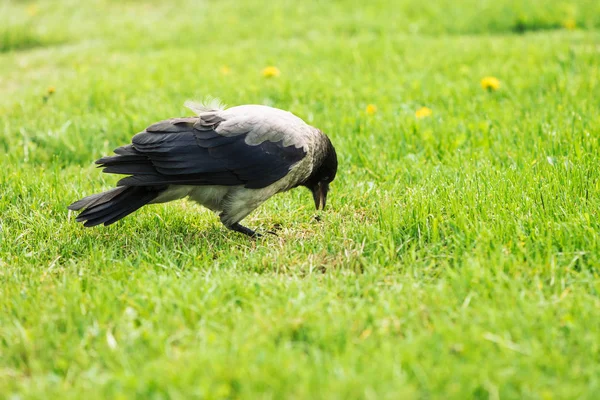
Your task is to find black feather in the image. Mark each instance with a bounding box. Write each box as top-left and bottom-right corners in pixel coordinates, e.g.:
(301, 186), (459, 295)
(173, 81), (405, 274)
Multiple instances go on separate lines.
(68, 186), (128, 211)
(96, 154), (147, 165)
(102, 163), (157, 175)
(91, 118), (306, 189)
(71, 186), (164, 227)
(116, 172), (242, 187)
(146, 118), (197, 133)
(114, 145), (140, 155)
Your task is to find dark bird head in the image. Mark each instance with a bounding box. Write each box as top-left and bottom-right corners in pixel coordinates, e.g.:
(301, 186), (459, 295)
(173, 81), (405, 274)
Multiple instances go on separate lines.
(304, 136), (338, 210)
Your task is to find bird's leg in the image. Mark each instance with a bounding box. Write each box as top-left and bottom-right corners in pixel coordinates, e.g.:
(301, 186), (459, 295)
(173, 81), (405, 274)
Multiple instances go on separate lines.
(228, 222), (262, 238)
(220, 211), (273, 238)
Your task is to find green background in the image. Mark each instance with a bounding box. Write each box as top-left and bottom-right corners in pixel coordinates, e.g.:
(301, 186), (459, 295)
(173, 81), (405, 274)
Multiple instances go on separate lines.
(1, 0), (599, 398)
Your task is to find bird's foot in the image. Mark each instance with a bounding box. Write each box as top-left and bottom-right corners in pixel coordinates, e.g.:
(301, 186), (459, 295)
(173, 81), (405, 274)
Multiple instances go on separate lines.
(229, 222), (262, 238)
(266, 223), (282, 236)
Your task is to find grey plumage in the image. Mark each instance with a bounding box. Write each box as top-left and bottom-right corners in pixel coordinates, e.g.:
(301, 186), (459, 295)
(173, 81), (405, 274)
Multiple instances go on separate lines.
(69, 102), (338, 236)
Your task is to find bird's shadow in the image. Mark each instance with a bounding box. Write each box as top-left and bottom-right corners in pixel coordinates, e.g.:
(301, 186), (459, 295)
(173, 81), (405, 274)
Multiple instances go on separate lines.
(64, 213), (281, 262)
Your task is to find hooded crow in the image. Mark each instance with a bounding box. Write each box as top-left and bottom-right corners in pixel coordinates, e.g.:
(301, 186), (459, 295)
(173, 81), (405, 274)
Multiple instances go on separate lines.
(68, 101), (338, 237)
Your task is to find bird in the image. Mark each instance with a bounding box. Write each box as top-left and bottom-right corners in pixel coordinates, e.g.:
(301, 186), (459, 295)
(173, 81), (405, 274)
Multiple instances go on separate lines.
(68, 100), (338, 237)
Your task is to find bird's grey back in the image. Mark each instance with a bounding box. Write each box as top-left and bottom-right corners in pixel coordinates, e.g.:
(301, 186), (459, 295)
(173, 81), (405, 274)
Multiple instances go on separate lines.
(197, 105), (316, 150)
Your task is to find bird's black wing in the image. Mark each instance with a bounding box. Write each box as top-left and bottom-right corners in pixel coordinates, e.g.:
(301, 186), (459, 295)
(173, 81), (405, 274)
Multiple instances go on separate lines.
(96, 118), (306, 189)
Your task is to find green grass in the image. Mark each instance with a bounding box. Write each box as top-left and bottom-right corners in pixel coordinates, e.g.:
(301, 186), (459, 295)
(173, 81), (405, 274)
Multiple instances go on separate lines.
(1, 0), (600, 398)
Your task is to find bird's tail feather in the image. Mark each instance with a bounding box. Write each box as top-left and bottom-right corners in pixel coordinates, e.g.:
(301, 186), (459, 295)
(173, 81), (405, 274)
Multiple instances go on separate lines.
(68, 186), (162, 227)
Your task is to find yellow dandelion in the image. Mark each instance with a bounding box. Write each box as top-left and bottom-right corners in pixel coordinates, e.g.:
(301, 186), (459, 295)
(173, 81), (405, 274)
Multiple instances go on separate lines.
(365, 104), (377, 115)
(220, 65), (231, 75)
(47, 86), (56, 95)
(359, 329), (372, 340)
(26, 4), (39, 17)
(262, 66), (280, 78)
(415, 106), (432, 119)
(481, 76), (501, 91)
(563, 18), (576, 30)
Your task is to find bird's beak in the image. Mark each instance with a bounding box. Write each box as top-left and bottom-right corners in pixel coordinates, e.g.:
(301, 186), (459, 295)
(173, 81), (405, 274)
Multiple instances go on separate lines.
(312, 182), (329, 210)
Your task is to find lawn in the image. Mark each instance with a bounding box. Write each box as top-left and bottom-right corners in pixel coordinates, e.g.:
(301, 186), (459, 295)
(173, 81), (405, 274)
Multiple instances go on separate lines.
(1, 0), (600, 398)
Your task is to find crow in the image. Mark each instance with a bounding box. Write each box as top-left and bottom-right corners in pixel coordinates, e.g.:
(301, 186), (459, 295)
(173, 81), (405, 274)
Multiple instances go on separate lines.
(68, 101), (338, 237)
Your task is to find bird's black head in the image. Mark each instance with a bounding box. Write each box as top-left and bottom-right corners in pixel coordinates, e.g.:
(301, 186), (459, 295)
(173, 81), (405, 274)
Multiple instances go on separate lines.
(304, 136), (338, 210)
